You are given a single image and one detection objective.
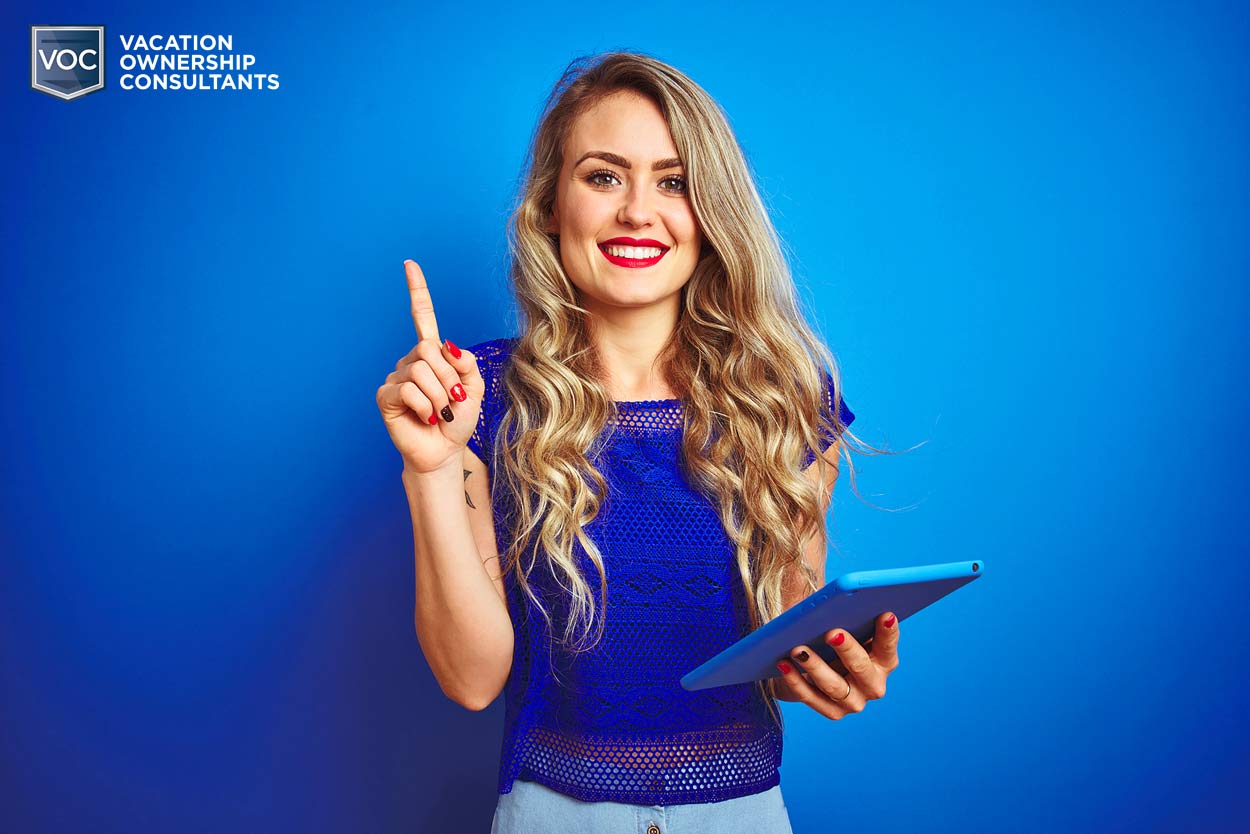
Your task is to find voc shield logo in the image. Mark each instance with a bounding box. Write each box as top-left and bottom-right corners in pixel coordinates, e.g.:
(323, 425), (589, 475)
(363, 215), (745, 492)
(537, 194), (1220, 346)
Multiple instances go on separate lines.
(32, 25), (105, 100)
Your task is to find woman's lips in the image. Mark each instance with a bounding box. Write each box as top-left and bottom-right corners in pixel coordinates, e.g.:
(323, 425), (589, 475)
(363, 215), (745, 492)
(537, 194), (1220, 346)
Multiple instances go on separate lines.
(598, 244), (667, 268)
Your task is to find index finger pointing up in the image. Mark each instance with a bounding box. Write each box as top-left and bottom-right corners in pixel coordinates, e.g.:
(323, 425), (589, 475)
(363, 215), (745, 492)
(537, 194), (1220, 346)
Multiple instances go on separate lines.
(404, 259), (440, 344)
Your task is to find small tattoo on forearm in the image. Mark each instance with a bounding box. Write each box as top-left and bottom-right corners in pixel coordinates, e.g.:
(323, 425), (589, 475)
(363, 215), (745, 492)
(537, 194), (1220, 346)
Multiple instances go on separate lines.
(463, 469), (476, 509)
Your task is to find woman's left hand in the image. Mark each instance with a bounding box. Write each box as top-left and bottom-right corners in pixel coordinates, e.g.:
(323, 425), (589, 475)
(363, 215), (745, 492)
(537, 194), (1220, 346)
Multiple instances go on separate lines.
(775, 611), (900, 719)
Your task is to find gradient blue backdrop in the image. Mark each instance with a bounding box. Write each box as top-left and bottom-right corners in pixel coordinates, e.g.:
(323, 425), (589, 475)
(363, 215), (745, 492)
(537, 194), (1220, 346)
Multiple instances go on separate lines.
(4, 2), (1247, 832)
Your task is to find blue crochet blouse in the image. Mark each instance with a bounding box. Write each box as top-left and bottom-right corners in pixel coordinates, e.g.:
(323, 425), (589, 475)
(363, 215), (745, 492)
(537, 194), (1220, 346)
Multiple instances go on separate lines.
(464, 337), (855, 806)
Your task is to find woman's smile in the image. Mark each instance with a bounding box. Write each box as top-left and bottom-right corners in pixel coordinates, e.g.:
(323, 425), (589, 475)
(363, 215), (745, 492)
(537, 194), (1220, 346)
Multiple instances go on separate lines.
(598, 236), (670, 268)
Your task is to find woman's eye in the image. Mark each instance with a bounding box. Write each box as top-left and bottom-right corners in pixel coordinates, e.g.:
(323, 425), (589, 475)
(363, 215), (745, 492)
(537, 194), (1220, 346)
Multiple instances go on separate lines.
(586, 170), (620, 187)
(662, 176), (688, 194)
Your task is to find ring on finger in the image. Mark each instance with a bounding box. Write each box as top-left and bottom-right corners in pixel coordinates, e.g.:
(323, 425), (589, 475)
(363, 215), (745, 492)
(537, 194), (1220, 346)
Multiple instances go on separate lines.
(831, 674), (852, 701)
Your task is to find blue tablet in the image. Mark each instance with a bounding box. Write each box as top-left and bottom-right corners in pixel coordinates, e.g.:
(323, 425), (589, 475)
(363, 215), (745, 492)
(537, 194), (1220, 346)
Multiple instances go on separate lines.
(680, 560), (985, 691)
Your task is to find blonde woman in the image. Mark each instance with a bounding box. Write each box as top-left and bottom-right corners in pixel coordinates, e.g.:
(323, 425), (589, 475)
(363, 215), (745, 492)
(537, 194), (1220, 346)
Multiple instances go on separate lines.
(377, 51), (901, 833)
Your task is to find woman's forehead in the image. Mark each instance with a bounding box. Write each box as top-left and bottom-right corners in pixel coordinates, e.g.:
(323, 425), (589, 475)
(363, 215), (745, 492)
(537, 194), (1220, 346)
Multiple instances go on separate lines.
(565, 92), (679, 166)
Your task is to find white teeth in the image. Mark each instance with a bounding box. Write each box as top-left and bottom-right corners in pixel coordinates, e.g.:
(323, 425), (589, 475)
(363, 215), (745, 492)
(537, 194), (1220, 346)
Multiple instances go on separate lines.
(604, 245), (663, 259)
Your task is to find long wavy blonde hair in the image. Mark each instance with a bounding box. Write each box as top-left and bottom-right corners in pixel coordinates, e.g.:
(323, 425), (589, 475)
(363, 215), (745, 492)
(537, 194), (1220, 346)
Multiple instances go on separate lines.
(489, 50), (874, 726)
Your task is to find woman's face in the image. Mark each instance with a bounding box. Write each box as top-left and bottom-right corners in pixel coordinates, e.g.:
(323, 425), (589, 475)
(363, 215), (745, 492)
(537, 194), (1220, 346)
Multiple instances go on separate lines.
(547, 90), (703, 315)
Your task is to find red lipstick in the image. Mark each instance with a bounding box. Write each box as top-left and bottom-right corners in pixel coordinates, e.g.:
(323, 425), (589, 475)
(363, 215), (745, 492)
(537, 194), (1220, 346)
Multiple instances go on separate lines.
(601, 237), (669, 248)
(598, 237), (670, 268)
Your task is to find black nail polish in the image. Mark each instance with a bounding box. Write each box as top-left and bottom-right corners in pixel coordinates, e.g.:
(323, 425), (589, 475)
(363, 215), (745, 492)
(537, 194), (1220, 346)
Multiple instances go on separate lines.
(441, 406), (455, 422)
(794, 648), (809, 663)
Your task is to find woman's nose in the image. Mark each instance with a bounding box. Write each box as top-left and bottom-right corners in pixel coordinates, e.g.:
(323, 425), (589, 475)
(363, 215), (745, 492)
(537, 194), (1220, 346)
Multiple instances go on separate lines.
(617, 183), (655, 228)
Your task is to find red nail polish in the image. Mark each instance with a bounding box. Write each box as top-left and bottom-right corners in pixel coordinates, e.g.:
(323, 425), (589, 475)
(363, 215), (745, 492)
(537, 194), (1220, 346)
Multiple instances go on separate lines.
(777, 661), (792, 674)
(427, 413), (438, 425)
(831, 632), (845, 647)
(450, 383), (466, 402)
(446, 339), (462, 359)
(885, 615), (896, 629)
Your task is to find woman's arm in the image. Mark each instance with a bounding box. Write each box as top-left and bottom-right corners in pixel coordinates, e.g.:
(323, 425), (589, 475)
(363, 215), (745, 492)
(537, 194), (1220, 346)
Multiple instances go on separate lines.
(404, 448), (513, 711)
(773, 439), (843, 702)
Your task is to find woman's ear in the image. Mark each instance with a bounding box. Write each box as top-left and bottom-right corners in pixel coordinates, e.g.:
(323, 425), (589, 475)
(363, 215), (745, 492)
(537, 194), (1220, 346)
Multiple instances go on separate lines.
(544, 204), (560, 235)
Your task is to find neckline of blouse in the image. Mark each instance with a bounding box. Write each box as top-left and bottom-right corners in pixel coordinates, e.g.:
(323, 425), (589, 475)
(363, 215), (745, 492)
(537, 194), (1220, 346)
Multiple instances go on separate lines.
(613, 398), (681, 407)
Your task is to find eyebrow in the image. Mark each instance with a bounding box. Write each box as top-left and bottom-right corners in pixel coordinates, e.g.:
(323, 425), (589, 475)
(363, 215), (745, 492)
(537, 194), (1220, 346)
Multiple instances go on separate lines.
(574, 150), (684, 171)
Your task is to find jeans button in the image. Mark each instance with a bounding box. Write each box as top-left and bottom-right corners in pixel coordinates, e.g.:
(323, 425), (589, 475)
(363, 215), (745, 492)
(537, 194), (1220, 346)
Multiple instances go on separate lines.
(647, 826), (661, 834)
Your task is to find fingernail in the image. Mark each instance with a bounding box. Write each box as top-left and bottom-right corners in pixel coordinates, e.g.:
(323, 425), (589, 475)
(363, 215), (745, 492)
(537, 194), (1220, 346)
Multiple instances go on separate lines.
(793, 648), (810, 663)
(446, 339), (462, 359)
(441, 406), (455, 422)
(829, 632), (846, 647)
(885, 614), (896, 629)
(450, 383), (466, 402)
(427, 413), (438, 425)
(776, 661), (792, 674)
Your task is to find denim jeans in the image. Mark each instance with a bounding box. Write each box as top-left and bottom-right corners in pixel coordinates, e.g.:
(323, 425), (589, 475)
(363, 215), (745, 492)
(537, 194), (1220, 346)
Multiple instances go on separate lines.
(490, 778), (794, 834)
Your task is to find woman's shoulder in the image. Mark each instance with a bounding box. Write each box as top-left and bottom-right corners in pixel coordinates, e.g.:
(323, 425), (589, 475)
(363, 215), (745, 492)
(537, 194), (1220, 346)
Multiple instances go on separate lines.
(462, 337), (518, 460)
(464, 336), (520, 400)
(465, 335), (520, 368)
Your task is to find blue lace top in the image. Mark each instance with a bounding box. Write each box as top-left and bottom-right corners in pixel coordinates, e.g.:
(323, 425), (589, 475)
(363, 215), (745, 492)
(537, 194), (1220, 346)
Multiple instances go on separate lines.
(464, 337), (855, 806)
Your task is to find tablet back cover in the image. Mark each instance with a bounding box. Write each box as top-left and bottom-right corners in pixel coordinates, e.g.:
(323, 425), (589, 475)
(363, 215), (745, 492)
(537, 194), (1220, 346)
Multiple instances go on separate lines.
(680, 560), (984, 691)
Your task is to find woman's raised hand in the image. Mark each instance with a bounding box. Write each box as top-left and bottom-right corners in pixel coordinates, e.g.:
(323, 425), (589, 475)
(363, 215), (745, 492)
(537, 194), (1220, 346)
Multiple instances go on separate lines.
(376, 260), (485, 474)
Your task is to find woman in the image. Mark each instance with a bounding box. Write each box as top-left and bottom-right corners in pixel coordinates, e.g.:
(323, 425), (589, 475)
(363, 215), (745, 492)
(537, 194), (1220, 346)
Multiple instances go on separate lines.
(377, 51), (900, 833)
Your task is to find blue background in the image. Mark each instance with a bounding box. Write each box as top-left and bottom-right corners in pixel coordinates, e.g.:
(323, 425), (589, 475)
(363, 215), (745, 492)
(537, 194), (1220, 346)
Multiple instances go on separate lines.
(4, 2), (1247, 832)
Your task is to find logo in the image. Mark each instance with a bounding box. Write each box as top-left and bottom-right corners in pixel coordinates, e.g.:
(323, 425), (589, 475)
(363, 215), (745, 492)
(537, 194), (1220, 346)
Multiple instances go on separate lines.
(31, 25), (105, 100)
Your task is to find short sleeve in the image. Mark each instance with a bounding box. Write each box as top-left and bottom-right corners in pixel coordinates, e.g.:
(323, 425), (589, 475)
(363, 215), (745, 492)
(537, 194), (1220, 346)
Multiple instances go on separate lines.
(800, 371), (855, 470)
(463, 337), (515, 478)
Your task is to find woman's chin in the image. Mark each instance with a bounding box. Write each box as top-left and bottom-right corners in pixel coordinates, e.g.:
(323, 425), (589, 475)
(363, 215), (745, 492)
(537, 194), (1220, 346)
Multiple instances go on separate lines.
(593, 289), (685, 312)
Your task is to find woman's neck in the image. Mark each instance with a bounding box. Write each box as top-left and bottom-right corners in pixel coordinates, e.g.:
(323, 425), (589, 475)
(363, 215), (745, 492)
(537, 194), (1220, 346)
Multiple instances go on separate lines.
(587, 302), (679, 401)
